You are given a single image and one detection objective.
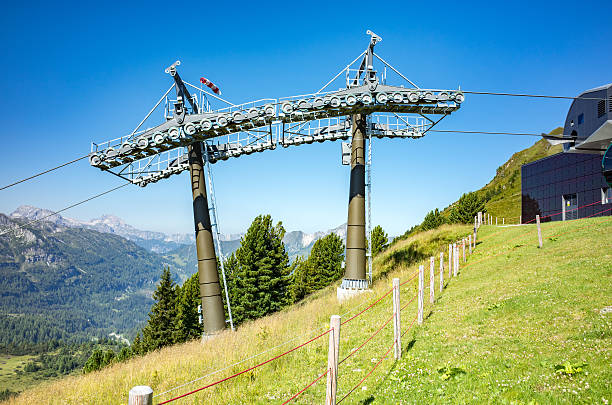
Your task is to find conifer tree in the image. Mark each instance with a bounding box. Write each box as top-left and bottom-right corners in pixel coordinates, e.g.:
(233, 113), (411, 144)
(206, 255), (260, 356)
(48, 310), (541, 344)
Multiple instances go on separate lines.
(289, 257), (310, 303)
(175, 273), (202, 342)
(290, 234), (344, 303)
(449, 192), (486, 223)
(229, 215), (290, 325)
(371, 225), (389, 256)
(421, 209), (446, 231)
(307, 233), (345, 285)
(141, 267), (179, 351)
(221, 254), (239, 319)
(131, 333), (143, 355)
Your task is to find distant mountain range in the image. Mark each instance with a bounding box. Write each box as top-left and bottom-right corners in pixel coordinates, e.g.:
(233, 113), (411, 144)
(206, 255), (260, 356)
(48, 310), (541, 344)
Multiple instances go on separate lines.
(0, 213), (167, 347)
(0, 205), (347, 345)
(9, 205), (346, 259)
(10, 206), (193, 254)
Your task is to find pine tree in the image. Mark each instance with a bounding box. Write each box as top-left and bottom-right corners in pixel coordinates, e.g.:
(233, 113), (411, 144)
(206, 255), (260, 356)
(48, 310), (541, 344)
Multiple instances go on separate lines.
(290, 234), (344, 303)
(82, 348), (103, 373)
(289, 257), (313, 303)
(371, 225), (389, 256)
(421, 209), (446, 231)
(307, 233), (345, 285)
(449, 192), (486, 224)
(230, 215), (290, 325)
(141, 267), (179, 351)
(175, 273), (203, 342)
(131, 333), (143, 356)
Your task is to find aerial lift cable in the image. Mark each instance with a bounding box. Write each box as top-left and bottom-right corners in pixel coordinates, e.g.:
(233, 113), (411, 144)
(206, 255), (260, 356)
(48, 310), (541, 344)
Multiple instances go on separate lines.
(461, 90), (605, 101)
(0, 183), (129, 237)
(0, 154), (89, 191)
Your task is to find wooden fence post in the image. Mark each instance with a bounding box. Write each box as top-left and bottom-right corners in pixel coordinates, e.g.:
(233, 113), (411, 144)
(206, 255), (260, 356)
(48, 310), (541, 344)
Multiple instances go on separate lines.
(519, 215), (522, 225)
(503, 217), (505, 225)
(462, 239), (466, 262)
(392, 278), (401, 360)
(439, 252), (444, 292)
(496, 217), (498, 226)
(536, 214), (543, 248)
(418, 265), (424, 325)
(429, 257), (435, 304)
(326, 315), (341, 405)
(453, 244), (459, 277)
(478, 212), (482, 226)
(448, 244), (452, 279)
(129, 386), (153, 405)
(468, 234), (472, 254)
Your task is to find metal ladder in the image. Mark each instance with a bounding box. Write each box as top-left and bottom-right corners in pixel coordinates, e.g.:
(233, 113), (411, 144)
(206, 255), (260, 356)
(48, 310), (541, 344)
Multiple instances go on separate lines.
(366, 119), (373, 285)
(204, 144), (235, 331)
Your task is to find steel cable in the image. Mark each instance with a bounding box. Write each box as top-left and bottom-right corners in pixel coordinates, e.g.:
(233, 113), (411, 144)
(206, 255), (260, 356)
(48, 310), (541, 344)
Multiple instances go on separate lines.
(0, 154), (89, 191)
(0, 183), (130, 237)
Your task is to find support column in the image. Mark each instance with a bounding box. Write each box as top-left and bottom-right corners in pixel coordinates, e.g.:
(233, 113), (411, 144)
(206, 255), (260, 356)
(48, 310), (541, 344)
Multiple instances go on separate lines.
(342, 114), (367, 289)
(188, 144), (226, 334)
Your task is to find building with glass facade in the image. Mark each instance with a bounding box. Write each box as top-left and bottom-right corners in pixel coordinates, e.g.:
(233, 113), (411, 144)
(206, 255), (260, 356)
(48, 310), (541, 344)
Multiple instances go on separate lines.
(521, 153), (612, 223)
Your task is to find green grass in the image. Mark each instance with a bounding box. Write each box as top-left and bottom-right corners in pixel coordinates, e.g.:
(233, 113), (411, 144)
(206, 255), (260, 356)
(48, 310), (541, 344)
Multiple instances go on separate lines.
(5, 218), (611, 404)
(362, 217), (612, 404)
(0, 354), (35, 393)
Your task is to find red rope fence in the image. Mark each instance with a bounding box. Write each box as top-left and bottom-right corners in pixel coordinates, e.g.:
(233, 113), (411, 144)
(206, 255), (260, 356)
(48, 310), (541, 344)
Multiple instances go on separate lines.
(281, 368), (330, 404)
(337, 312), (419, 403)
(157, 328), (332, 404)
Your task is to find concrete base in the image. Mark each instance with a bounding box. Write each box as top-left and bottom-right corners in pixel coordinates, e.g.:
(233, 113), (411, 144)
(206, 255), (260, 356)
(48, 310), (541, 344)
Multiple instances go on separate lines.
(337, 286), (372, 303)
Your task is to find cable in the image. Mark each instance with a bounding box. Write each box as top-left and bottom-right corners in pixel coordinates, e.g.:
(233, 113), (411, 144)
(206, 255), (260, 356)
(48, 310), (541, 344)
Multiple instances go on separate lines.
(428, 129), (567, 137)
(399, 268), (420, 287)
(157, 328), (332, 404)
(340, 287), (394, 326)
(339, 292), (417, 367)
(461, 90), (605, 101)
(0, 154), (89, 191)
(281, 368), (329, 404)
(153, 324), (331, 399)
(0, 183), (130, 237)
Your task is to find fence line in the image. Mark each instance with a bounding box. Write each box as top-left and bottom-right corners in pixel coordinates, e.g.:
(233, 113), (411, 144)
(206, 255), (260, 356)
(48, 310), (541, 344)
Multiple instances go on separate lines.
(134, 223), (554, 404)
(153, 282), (387, 400)
(281, 367), (329, 404)
(157, 328), (332, 404)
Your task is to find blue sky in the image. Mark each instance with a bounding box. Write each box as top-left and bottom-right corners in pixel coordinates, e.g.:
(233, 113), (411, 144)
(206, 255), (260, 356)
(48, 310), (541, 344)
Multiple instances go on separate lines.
(1, 0), (611, 237)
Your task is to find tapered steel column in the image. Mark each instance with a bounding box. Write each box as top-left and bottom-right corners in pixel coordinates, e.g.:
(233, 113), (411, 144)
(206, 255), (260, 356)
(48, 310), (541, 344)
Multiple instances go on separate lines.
(188, 144), (226, 334)
(343, 114), (367, 284)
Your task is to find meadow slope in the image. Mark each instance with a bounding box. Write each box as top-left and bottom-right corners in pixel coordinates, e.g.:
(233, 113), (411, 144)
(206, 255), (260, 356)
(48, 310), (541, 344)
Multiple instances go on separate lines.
(5, 217), (611, 404)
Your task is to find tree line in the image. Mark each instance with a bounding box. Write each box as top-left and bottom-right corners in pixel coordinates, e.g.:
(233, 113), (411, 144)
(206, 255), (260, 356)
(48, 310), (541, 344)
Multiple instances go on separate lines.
(394, 191), (489, 241)
(83, 214), (390, 370)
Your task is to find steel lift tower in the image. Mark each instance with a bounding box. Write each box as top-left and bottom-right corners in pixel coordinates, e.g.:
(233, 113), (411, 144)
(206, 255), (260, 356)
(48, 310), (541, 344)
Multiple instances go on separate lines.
(342, 31), (380, 292)
(89, 31), (465, 334)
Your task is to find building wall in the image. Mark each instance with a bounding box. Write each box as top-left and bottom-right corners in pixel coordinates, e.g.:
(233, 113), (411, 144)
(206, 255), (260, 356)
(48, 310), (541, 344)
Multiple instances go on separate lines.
(521, 153), (612, 223)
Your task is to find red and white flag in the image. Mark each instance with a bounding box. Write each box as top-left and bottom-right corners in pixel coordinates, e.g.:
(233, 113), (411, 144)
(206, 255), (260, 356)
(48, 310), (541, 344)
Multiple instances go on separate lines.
(200, 77), (221, 95)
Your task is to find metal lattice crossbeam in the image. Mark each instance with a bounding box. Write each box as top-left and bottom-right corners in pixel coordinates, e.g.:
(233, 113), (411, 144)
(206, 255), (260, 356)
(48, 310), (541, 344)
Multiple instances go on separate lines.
(89, 31), (465, 188)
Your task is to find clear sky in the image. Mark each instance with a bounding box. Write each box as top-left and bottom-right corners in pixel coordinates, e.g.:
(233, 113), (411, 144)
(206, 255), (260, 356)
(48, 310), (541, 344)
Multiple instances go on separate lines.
(1, 0), (611, 237)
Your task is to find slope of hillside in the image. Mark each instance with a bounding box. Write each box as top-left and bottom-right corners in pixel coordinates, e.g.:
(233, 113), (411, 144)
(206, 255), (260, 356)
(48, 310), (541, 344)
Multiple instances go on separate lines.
(8, 217), (610, 404)
(442, 129), (564, 221)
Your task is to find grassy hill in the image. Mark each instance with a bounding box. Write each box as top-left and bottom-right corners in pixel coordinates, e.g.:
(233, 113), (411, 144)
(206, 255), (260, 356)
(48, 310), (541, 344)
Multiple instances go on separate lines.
(442, 129), (564, 222)
(7, 216), (610, 404)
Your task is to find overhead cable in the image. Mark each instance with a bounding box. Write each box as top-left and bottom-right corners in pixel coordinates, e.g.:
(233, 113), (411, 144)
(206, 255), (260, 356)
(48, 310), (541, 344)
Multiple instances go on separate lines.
(0, 183), (130, 237)
(0, 154), (89, 192)
(462, 90), (605, 101)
